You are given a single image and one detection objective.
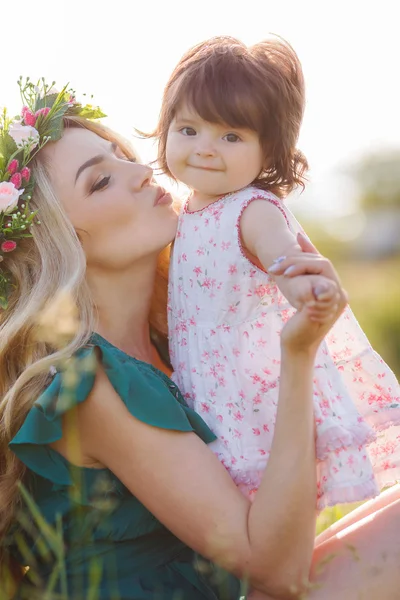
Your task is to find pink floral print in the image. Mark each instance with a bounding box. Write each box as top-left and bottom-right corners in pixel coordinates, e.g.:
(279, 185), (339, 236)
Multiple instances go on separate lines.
(168, 186), (400, 509)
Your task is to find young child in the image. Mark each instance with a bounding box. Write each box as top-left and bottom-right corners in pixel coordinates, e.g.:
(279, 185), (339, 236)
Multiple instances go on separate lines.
(152, 36), (400, 509)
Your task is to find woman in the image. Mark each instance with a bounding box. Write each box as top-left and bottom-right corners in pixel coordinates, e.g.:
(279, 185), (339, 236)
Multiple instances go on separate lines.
(0, 86), (398, 600)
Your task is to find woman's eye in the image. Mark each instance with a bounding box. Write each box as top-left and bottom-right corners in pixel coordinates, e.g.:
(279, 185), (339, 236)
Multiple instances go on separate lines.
(91, 175), (111, 192)
(223, 133), (241, 143)
(180, 127), (196, 136)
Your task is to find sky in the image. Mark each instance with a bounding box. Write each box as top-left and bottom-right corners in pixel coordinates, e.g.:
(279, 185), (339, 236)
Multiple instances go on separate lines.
(2, 0), (399, 217)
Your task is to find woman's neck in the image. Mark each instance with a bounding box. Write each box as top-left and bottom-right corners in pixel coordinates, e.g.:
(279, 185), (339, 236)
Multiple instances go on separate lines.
(87, 258), (157, 362)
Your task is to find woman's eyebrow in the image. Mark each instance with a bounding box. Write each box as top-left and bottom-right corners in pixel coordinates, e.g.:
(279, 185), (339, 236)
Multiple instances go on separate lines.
(75, 142), (117, 185)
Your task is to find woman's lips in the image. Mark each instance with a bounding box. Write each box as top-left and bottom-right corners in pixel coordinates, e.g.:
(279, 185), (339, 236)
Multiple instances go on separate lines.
(154, 189), (173, 206)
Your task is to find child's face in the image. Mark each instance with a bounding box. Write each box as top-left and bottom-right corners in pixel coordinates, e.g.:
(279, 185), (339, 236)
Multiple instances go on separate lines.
(166, 105), (264, 200)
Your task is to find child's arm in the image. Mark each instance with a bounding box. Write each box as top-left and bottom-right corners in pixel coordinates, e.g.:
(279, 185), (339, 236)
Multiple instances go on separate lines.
(241, 199), (338, 320)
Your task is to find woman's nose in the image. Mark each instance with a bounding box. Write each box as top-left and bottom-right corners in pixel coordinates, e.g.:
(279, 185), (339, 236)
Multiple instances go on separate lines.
(131, 163), (153, 189)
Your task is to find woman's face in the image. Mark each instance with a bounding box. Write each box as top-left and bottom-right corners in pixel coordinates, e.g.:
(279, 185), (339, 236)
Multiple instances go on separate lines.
(42, 126), (178, 270)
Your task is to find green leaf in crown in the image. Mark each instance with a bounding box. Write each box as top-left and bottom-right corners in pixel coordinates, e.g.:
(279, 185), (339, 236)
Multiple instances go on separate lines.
(0, 78), (106, 308)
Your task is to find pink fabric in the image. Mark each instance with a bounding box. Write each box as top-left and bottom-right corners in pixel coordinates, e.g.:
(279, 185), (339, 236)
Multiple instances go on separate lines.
(168, 186), (400, 509)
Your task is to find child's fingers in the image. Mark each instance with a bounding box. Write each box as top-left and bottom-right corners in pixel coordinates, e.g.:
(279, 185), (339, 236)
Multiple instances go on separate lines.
(288, 276), (315, 306)
(307, 288), (340, 319)
(308, 304), (339, 321)
(313, 291), (341, 307)
(308, 311), (339, 323)
(291, 279), (338, 311)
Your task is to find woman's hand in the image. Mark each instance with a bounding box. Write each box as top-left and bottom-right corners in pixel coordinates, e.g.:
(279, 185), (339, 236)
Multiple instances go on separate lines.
(271, 233), (348, 354)
(268, 232), (343, 285)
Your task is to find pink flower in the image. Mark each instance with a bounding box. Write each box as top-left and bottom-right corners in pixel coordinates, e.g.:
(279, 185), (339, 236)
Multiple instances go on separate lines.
(228, 264), (238, 275)
(10, 173), (22, 189)
(1, 240), (17, 253)
(21, 167), (31, 182)
(0, 181), (23, 213)
(253, 393), (262, 405)
(7, 159), (19, 175)
(35, 107), (51, 118)
(382, 460), (393, 471)
(9, 122), (39, 149)
(23, 109), (36, 127)
(254, 285), (267, 298)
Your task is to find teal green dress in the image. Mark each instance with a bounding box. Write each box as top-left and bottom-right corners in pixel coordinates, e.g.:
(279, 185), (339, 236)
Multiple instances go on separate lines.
(8, 334), (242, 600)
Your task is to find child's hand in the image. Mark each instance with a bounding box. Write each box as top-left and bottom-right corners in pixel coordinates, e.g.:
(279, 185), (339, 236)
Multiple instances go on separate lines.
(285, 274), (340, 323)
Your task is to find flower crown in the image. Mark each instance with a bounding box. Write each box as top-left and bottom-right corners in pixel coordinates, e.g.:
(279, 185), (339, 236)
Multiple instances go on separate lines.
(0, 77), (105, 308)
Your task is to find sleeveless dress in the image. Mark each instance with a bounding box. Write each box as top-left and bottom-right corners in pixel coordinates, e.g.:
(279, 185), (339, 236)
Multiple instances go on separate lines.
(7, 334), (242, 600)
(168, 185), (400, 509)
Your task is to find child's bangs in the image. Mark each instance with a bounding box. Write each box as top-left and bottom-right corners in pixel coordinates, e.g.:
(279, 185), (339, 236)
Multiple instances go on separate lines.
(175, 64), (266, 133)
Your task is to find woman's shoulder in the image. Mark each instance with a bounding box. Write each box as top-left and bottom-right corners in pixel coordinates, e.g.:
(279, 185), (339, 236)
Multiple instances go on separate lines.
(8, 333), (216, 486)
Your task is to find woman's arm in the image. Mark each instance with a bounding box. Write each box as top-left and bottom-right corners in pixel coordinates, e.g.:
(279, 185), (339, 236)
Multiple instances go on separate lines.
(70, 347), (316, 599)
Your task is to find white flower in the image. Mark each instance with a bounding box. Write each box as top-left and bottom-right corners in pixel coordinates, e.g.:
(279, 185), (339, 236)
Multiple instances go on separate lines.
(0, 181), (24, 214)
(9, 122), (40, 149)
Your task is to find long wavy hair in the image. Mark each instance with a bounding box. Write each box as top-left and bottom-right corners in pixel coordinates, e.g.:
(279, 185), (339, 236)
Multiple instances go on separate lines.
(148, 35), (308, 198)
(0, 117), (170, 555)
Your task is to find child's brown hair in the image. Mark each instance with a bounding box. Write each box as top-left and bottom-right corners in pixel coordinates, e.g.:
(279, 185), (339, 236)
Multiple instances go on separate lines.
(151, 35), (308, 198)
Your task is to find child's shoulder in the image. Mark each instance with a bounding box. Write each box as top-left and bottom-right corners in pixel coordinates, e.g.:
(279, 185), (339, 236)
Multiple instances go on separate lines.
(235, 185), (281, 203)
(239, 186), (292, 231)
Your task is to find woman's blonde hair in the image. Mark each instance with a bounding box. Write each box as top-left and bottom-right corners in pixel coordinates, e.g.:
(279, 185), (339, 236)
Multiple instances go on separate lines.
(0, 117), (170, 551)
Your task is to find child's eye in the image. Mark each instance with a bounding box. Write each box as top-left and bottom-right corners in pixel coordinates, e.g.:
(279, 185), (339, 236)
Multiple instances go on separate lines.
(91, 176), (111, 192)
(223, 133), (241, 143)
(180, 127), (197, 136)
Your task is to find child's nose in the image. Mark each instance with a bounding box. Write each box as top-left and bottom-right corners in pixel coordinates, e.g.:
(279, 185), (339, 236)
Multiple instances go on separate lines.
(195, 136), (217, 157)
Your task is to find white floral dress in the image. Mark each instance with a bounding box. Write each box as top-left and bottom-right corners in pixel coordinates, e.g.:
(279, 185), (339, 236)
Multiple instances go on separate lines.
(168, 186), (400, 509)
